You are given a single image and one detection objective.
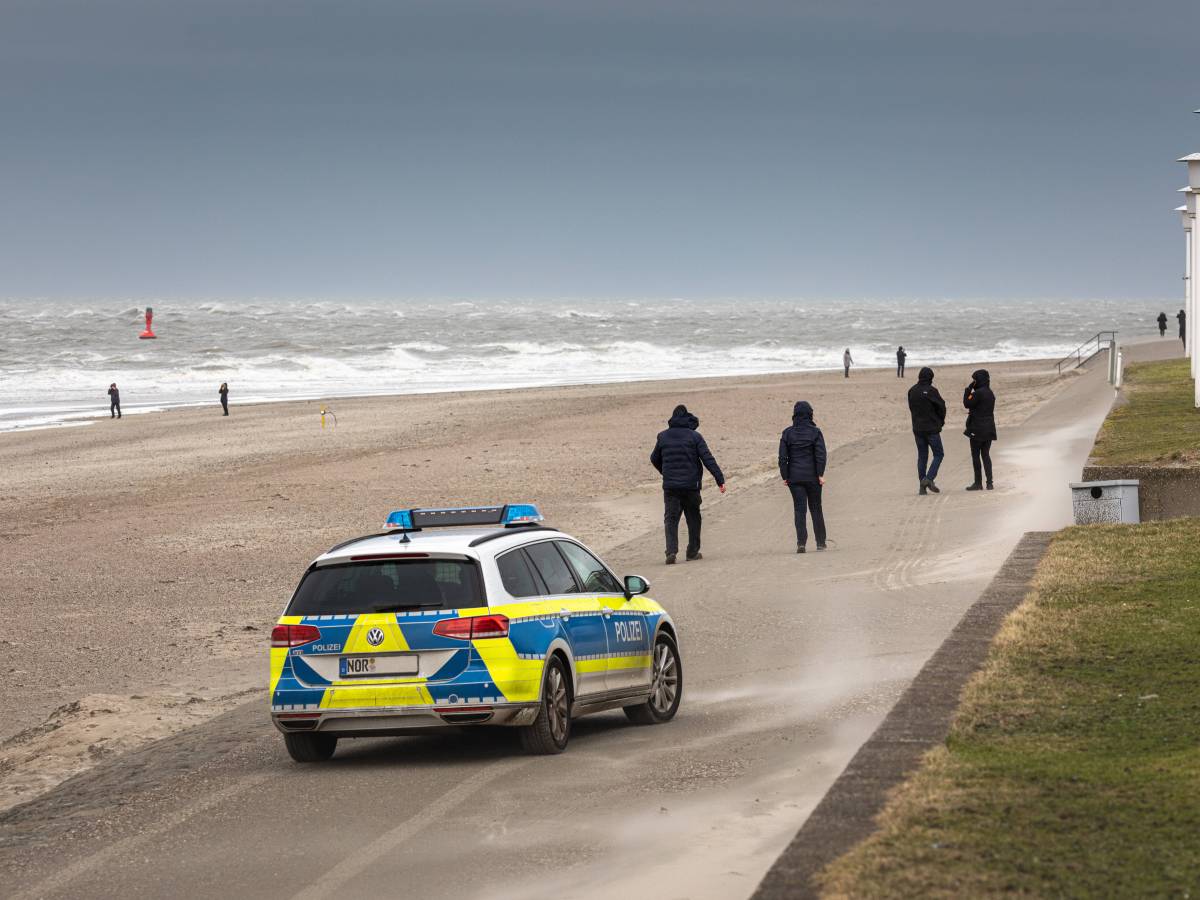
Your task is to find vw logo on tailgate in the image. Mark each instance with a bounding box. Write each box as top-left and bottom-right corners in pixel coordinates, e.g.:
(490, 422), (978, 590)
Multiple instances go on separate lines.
(366, 627), (385, 647)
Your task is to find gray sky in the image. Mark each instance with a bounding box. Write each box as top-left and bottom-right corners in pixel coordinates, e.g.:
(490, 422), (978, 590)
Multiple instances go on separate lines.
(1, 0), (1197, 301)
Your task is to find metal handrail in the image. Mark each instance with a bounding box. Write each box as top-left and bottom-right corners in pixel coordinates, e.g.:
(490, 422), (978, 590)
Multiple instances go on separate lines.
(1056, 331), (1116, 374)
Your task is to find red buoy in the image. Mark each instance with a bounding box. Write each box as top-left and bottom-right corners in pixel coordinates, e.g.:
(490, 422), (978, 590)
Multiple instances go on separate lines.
(139, 306), (157, 339)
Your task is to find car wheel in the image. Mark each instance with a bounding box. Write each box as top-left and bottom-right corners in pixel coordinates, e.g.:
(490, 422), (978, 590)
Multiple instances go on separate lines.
(624, 632), (683, 725)
(519, 656), (571, 754)
(284, 731), (338, 762)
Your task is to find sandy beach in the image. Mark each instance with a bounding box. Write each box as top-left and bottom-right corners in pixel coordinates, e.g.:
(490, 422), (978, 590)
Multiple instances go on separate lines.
(0, 358), (1078, 808)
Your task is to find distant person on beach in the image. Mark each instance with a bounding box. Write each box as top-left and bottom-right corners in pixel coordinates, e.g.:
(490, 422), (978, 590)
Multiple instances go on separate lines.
(1157, 312), (1168, 337)
(843, 348), (854, 378)
(651, 404), (726, 565)
(907, 367), (946, 495)
(779, 401), (827, 554)
(108, 383), (121, 419)
(1179, 309), (1187, 346)
(896, 346), (907, 378)
(963, 369), (997, 491)
(219, 382), (229, 416)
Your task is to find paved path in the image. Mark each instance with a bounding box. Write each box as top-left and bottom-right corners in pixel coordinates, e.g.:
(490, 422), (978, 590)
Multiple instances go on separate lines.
(0, 351), (1155, 900)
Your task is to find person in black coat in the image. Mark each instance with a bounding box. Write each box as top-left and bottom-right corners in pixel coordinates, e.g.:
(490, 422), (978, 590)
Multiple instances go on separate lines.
(650, 405), (726, 564)
(907, 367), (946, 495)
(896, 346), (907, 378)
(779, 401), (828, 553)
(219, 382), (229, 416)
(963, 369), (997, 491)
(108, 383), (121, 419)
(1157, 312), (1168, 337)
(1178, 309), (1187, 346)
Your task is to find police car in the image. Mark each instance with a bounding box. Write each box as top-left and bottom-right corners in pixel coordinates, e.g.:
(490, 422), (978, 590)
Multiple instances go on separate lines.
(270, 504), (682, 760)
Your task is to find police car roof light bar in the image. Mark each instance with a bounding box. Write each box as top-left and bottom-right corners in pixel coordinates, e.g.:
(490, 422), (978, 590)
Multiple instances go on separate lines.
(383, 503), (543, 532)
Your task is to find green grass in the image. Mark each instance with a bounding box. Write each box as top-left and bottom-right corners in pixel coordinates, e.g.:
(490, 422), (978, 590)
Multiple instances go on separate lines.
(1091, 358), (1200, 465)
(819, 519), (1200, 898)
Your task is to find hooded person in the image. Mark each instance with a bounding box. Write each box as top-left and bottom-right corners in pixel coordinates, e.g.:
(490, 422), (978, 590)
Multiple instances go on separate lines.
(1157, 311), (1168, 337)
(896, 346), (907, 378)
(779, 401), (828, 553)
(963, 369), (997, 491)
(650, 404), (726, 564)
(107, 382), (121, 419)
(907, 366), (946, 494)
(219, 382), (229, 416)
(1179, 309), (1187, 346)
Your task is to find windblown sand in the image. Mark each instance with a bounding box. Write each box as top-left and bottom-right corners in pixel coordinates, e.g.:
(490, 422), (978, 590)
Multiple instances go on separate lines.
(0, 360), (1079, 809)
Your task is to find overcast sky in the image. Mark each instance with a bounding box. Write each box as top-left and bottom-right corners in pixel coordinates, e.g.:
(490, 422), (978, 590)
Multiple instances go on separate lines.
(1, 0), (1197, 301)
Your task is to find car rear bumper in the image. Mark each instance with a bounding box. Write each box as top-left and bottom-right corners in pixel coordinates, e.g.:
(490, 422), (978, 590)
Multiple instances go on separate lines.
(271, 701), (540, 735)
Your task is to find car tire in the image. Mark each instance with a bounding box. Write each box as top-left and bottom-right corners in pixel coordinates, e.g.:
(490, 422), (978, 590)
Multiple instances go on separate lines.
(519, 656), (571, 754)
(284, 731), (338, 762)
(624, 632), (683, 725)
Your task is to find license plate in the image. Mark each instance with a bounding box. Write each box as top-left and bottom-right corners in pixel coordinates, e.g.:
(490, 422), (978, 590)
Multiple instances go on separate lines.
(339, 655), (419, 678)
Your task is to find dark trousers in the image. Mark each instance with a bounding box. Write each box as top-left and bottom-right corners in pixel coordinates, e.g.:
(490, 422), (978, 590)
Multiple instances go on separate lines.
(970, 438), (993, 485)
(844, 365), (850, 378)
(897, 363), (905, 377)
(220, 396), (229, 415)
(663, 489), (702, 557)
(110, 399), (121, 418)
(914, 432), (944, 481)
(788, 481), (826, 547)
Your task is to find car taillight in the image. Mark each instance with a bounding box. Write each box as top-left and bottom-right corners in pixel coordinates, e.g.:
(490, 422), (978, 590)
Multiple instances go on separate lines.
(433, 614), (509, 641)
(270, 623), (322, 648)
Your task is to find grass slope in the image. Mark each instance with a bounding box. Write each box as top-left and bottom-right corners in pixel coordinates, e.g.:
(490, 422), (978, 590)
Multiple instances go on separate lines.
(820, 519), (1200, 898)
(1091, 358), (1200, 466)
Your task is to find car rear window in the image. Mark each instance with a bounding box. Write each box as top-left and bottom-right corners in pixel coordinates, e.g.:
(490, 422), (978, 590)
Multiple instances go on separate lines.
(287, 559), (483, 615)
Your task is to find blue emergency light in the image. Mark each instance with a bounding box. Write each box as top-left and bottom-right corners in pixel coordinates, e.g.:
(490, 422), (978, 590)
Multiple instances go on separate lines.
(384, 504), (543, 531)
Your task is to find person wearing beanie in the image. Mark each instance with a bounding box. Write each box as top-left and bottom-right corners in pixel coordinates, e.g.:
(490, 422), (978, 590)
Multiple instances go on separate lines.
(907, 367), (946, 495)
(650, 404), (726, 564)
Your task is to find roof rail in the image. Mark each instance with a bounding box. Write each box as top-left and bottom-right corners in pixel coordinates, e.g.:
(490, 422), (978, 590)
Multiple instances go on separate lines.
(468, 525), (559, 547)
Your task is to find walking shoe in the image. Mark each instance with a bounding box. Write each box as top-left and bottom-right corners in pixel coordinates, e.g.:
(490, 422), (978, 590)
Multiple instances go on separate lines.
(686, 551), (703, 561)
(665, 554), (676, 565)
(919, 479), (929, 496)
(816, 543), (827, 551)
(927, 480), (940, 494)
(965, 482), (983, 491)
(987, 482), (994, 490)
(796, 545), (806, 554)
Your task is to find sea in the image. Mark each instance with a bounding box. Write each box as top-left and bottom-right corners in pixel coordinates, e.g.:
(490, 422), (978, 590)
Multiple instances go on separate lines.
(0, 297), (1168, 432)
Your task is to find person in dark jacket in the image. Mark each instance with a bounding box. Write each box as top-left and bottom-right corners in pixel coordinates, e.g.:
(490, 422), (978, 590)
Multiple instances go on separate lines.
(896, 346), (907, 378)
(1157, 311), (1168, 337)
(108, 383), (121, 419)
(963, 369), (997, 491)
(842, 348), (854, 378)
(907, 367), (946, 495)
(1179, 309), (1187, 346)
(219, 382), (229, 416)
(779, 401), (828, 553)
(650, 405), (726, 564)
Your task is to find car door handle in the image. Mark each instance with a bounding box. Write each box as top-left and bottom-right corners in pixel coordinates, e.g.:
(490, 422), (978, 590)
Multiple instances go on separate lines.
(601, 607), (614, 618)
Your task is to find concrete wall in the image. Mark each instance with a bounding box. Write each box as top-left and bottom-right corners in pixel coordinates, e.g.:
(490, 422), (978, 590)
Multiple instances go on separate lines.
(1082, 464), (1200, 521)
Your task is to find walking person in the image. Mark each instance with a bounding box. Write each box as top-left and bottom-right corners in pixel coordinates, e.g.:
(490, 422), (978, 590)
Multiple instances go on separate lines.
(843, 348), (854, 378)
(108, 383), (122, 419)
(650, 404), (726, 565)
(907, 367), (946, 495)
(963, 369), (997, 491)
(1178, 309), (1187, 347)
(896, 346), (907, 378)
(1157, 311), (1168, 337)
(219, 382), (229, 416)
(779, 401), (827, 553)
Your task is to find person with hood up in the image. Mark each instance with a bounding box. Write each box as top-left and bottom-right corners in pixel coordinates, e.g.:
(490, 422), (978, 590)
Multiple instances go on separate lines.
(108, 383), (121, 419)
(650, 404), (726, 564)
(843, 348), (854, 378)
(219, 382), (229, 416)
(896, 346), (907, 378)
(907, 367), (946, 495)
(1157, 311), (1168, 337)
(1178, 309), (1187, 347)
(779, 401), (828, 553)
(963, 369), (997, 491)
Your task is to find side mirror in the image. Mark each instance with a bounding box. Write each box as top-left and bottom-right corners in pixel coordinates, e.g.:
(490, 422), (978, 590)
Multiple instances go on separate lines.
(623, 574), (650, 600)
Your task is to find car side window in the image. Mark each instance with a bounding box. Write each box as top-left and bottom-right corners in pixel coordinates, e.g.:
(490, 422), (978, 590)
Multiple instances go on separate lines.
(497, 549), (543, 598)
(556, 541), (622, 594)
(524, 541), (580, 595)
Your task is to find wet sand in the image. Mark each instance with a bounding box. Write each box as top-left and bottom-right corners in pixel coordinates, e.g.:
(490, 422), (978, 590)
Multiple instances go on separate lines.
(0, 358), (1078, 812)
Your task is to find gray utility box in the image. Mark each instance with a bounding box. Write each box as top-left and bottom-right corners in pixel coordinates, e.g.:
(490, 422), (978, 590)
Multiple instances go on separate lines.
(1070, 480), (1140, 525)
